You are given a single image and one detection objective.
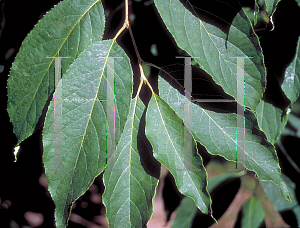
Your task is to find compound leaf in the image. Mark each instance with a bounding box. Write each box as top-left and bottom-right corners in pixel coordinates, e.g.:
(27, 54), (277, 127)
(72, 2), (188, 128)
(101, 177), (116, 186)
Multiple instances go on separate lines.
(42, 39), (133, 228)
(103, 97), (158, 228)
(7, 0), (105, 145)
(154, 0), (266, 110)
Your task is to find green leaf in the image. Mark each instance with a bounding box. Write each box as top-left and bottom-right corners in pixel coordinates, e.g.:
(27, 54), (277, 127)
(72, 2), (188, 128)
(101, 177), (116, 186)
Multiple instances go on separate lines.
(102, 97), (158, 228)
(42, 39), (133, 228)
(260, 174), (298, 211)
(145, 93), (212, 217)
(293, 205), (300, 227)
(171, 197), (198, 228)
(281, 37), (300, 104)
(241, 196), (265, 228)
(157, 76), (290, 202)
(207, 171), (246, 193)
(7, 0), (105, 145)
(154, 0), (266, 110)
(255, 100), (289, 144)
(264, 0), (281, 16)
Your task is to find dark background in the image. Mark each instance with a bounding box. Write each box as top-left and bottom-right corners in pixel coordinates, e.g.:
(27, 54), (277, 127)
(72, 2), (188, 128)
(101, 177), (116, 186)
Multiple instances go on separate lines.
(0, 0), (300, 227)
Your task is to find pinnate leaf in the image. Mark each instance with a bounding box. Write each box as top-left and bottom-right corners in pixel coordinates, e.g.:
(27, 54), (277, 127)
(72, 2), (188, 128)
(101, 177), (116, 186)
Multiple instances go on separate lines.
(103, 97), (158, 228)
(154, 0), (266, 110)
(43, 39), (133, 228)
(146, 93), (212, 216)
(157, 76), (290, 202)
(7, 0), (105, 144)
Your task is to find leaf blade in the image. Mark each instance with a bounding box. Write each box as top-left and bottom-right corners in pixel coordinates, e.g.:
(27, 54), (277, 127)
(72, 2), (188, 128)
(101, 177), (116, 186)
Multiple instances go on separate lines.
(255, 100), (288, 144)
(42, 39), (133, 228)
(103, 97), (158, 228)
(146, 93), (212, 216)
(158, 76), (290, 201)
(281, 36), (300, 104)
(154, 0), (266, 110)
(7, 0), (105, 144)
(241, 196), (265, 228)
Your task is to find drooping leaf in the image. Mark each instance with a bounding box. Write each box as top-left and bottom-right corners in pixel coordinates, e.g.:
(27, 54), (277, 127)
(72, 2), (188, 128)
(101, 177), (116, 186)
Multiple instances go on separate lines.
(102, 97), (158, 228)
(7, 0), (105, 145)
(42, 39), (133, 228)
(154, 0), (266, 110)
(281, 36), (300, 104)
(171, 197), (198, 228)
(145, 93), (213, 217)
(241, 196), (265, 228)
(157, 76), (290, 201)
(255, 100), (289, 144)
(171, 171), (246, 227)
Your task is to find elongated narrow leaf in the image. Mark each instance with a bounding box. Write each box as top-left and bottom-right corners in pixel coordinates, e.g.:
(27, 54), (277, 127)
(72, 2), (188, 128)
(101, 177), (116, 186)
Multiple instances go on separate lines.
(7, 0), (105, 144)
(43, 39), (133, 228)
(264, 0), (281, 16)
(154, 0), (266, 110)
(146, 94), (212, 216)
(171, 197), (198, 228)
(241, 196), (265, 228)
(103, 97), (158, 228)
(158, 76), (290, 201)
(255, 100), (288, 144)
(281, 36), (300, 104)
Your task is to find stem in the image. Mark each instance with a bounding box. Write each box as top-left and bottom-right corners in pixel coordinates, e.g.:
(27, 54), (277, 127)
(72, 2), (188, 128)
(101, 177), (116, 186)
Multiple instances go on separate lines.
(113, 0), (155, 96)
(123, 0), (154, 96)
(113, 22), (127, 40)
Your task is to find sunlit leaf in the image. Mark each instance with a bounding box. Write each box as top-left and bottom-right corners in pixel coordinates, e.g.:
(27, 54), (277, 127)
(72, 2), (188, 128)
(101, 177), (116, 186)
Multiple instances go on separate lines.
(154, 0), (266, 110)
(7, 0), (105, 144)
(43, 39), (133, 227)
